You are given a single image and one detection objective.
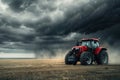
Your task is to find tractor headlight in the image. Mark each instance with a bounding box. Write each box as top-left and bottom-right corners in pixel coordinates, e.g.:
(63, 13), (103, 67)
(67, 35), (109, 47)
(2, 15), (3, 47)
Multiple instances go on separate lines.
(72, 48), (80, 54)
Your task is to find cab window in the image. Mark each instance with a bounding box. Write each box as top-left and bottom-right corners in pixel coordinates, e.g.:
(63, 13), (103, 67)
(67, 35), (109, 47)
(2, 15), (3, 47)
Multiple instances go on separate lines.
(91, 41), (99, 48)
(81, 41), (91, 48)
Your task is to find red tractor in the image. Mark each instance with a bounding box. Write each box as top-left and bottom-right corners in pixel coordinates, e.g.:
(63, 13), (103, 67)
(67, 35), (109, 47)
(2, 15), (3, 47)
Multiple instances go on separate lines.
(65, 38), (108, 65)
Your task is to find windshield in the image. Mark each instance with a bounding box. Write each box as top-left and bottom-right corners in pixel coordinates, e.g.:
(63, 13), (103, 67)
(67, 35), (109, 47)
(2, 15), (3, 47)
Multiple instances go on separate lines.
(81, 41), (91, 48)
(81, 41), (99, 48)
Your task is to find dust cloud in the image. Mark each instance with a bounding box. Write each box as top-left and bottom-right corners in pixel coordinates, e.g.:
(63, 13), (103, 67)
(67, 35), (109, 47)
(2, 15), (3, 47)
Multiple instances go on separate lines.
(102, 42), (120, 64)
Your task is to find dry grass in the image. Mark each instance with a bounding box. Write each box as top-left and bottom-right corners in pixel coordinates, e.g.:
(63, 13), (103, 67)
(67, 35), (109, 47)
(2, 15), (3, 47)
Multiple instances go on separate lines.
(0, 59), (120, 80)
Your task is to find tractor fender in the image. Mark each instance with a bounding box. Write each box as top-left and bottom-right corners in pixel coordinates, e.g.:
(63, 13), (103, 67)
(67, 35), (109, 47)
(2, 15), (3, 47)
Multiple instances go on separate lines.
(94, 47), (107, 55)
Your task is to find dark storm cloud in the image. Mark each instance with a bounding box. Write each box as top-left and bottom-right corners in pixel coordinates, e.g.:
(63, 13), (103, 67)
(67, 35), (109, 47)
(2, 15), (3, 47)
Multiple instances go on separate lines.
(0, 0), (120, 58)
(2, 0), (36, 12)
(43, 0), (120, 35)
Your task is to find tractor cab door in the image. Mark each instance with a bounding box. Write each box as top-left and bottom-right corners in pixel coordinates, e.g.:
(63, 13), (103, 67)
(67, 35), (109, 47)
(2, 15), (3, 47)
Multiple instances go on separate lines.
(91, 41), (100, 49)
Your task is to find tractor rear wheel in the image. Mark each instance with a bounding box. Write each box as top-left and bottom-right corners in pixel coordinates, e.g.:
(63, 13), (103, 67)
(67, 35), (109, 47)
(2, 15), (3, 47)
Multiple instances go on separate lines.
(80, 52), (92, 65)
(65, 51), (76, 65)
(96, 50), (108, 65)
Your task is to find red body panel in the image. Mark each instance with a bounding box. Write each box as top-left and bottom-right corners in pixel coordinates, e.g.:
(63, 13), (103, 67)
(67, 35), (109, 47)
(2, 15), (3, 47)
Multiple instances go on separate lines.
(72, 46), (88, 57)
(94, 47), (102, 55)
(72, 46), (104, 56)
(81, 38), (99, 42)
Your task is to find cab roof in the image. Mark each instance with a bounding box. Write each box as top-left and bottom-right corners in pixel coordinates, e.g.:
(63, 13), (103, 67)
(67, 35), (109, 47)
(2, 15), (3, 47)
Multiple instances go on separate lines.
(81, 38), (99, 42)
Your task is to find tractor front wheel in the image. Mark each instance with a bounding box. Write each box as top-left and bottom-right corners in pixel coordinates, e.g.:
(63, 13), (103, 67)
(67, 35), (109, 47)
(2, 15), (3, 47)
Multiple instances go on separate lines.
(65, 51), (76, 65)
(80, 52), (92, 65)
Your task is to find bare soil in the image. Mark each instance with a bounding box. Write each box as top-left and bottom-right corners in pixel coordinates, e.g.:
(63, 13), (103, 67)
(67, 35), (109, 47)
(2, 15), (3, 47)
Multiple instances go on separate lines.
(0, 59), (120, 80)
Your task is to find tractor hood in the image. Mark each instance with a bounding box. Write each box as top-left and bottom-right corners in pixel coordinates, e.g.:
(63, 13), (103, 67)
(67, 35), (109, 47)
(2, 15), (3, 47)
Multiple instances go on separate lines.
(72, 46), (88, 52)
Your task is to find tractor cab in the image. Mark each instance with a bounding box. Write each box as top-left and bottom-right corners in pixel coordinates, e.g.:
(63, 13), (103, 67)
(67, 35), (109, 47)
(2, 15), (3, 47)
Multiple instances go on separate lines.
(80, 38), (100, 49)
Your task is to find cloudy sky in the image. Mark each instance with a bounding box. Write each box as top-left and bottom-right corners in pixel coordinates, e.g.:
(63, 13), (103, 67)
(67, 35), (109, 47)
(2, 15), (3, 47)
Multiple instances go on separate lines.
(0, 0), (120, 59)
